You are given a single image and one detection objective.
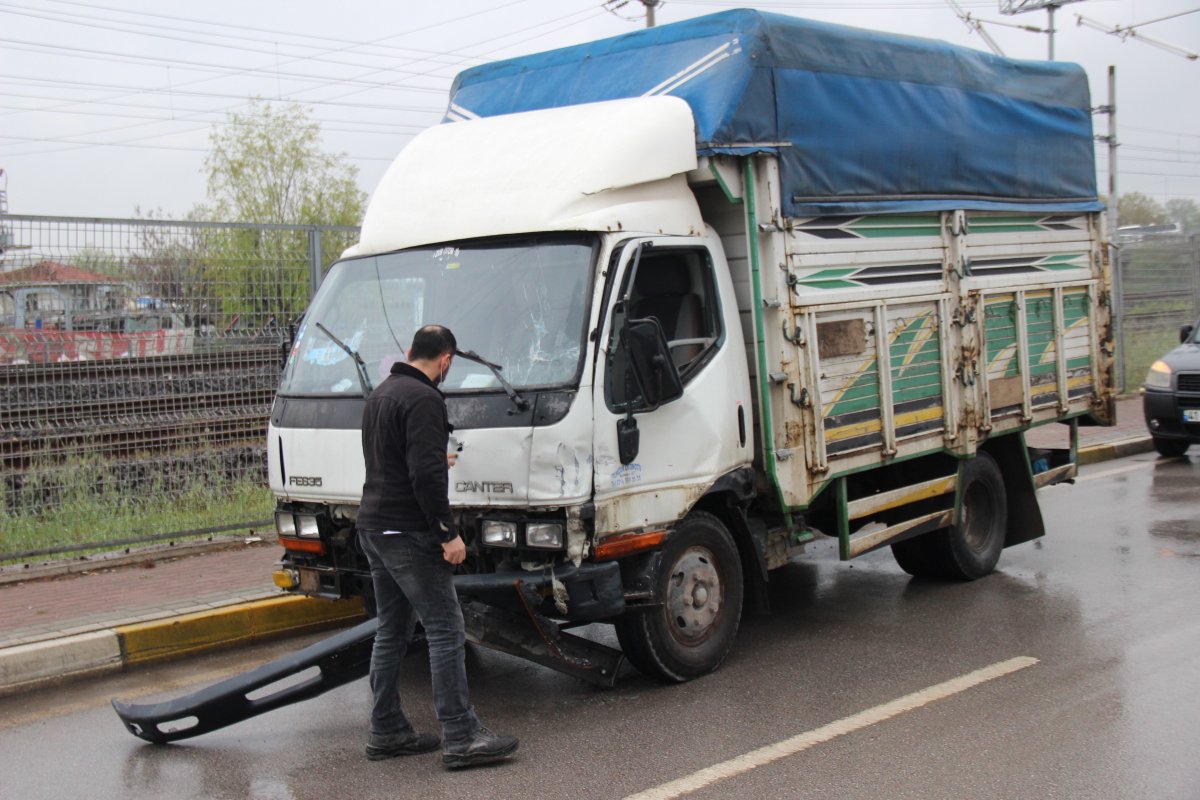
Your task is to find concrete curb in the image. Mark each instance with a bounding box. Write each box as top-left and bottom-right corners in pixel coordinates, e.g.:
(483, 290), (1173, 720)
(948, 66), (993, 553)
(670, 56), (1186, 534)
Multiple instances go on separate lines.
(0, 595), (365, 697)
(1077, 435), (1155, 465)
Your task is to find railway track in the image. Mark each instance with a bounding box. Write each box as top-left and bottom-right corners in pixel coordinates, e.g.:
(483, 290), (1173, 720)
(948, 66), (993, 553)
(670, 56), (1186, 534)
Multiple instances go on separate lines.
(1, 346), (282, 468)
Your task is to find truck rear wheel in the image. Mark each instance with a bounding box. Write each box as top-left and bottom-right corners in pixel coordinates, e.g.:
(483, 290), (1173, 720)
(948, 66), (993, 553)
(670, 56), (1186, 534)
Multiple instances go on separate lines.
(891, 452), (1007, 581)
(615, 511), (743, 682)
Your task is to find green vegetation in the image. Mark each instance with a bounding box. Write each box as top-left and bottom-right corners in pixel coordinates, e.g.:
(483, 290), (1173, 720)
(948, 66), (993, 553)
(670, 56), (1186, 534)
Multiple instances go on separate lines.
(1117, 192), (1200, 234)
(1, 452), (272, 565)
(1122, 327), (1183, 393)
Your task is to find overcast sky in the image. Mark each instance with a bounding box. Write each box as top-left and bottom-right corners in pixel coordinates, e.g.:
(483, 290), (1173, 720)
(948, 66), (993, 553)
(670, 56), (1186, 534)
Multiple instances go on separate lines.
(2, 0), (1197, 220)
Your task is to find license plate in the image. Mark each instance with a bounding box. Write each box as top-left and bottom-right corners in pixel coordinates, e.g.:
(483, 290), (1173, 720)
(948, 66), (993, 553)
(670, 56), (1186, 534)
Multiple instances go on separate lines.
(1184, 409), (1200, 423)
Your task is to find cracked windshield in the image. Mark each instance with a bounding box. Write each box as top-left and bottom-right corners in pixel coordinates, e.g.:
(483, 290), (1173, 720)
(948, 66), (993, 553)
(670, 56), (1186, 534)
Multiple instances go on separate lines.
(280, 235), (595, 395)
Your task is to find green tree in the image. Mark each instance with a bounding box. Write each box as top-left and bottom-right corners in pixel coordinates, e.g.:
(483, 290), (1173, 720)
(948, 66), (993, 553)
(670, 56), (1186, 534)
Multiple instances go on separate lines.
(191, 100), (366, 330)
(195, 98), (365, 225)
(1165, 198), (1200, 234)
(1117, 192), (1167, 227)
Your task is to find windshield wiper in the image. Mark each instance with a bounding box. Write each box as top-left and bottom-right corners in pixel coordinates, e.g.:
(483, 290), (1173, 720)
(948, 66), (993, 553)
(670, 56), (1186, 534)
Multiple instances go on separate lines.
(455, 348), (529, 411)
(314, 322), (373, 398)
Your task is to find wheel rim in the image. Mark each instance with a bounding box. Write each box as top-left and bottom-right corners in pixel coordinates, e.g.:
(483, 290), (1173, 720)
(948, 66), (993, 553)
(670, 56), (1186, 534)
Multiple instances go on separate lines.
(961, 481), (996, 553)
(665, 546), (723, 644)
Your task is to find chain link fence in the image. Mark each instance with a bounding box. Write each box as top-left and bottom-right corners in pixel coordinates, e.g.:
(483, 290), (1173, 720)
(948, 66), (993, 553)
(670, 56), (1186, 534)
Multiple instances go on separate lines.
(0, 214), (358, 564)
(1114, 234), (1200, 393)
(1, 215), (1197, 564)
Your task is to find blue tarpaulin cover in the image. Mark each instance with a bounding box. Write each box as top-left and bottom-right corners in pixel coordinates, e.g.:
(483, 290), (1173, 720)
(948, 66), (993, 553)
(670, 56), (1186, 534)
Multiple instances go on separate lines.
(446, 9), (1103, 216)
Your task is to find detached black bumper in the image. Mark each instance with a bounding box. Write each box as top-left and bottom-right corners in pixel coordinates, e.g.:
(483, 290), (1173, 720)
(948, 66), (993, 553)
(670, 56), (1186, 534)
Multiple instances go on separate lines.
(113, 565), (629, 741)
(453, 561), (625, 622)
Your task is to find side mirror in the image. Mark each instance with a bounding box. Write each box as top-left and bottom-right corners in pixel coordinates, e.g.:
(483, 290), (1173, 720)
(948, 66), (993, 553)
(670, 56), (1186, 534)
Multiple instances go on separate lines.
(625, 317), (683, 410)
(1181, 324), (1194, 344)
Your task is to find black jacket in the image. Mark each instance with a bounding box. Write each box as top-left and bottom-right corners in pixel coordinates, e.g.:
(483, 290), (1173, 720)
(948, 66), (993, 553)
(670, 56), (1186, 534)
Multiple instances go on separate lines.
(357, 362), (457, 542)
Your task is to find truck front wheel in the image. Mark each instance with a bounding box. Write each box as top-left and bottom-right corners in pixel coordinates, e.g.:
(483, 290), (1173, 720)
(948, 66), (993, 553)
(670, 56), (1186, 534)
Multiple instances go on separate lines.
(891, 452), (1007, 581)
(615, 511), (744, 682)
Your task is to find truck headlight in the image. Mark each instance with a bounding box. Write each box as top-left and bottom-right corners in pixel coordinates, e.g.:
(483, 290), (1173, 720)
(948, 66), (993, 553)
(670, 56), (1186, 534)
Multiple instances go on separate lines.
(275, 511), (297, 537)
(1145, 359), (1172, 390)
(482, 520), (518, 547)
(526, 522), (564, 549)
(295, 514), (320, 538)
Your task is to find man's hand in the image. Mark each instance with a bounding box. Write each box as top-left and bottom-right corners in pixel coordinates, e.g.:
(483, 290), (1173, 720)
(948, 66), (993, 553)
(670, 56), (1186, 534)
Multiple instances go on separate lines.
(442, 535), (466, 565)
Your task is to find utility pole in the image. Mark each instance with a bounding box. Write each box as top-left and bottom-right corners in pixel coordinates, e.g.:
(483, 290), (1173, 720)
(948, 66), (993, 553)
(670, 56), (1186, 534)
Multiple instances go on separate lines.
(603, 0), (659, 28)
(999, 0), (1085, 60)
(642, 0), (659, 28)
(1093, 67), (1121, 387)
(1103, 67), (1117, 239)
(1046, 3), (1056, 59)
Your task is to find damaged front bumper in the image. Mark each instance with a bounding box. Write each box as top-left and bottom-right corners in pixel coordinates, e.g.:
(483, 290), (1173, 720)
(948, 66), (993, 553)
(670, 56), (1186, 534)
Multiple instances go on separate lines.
(454, 560), (625, 621)
(276, 555), (627, 622)
(113, 562), (628, 743)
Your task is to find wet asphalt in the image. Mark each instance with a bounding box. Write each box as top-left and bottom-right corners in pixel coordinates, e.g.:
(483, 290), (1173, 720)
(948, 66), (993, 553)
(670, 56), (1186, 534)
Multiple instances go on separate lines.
(1, 451), (1197, 800)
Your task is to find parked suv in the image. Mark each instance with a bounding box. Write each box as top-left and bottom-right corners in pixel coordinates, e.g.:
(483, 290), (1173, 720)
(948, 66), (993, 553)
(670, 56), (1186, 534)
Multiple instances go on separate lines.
(1143, 318), (1200, 457)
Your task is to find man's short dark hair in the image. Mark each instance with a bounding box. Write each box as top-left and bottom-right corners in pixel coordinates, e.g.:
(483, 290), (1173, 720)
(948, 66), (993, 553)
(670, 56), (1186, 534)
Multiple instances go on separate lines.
(410, 325), (457, 361)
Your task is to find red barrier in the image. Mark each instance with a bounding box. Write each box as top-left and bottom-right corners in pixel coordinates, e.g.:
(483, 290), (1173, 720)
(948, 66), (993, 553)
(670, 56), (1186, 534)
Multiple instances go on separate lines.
(0, 328), (195, 363)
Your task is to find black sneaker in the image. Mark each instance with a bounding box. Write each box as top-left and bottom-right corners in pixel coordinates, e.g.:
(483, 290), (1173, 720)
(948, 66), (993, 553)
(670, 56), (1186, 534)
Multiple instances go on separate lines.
(366, 730), (441, 761)
(442, 726), (519, 769)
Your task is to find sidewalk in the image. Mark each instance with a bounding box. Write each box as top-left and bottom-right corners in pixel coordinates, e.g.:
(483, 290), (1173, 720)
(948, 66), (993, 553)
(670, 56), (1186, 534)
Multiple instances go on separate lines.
(0, 542), (365, 696)
(1024, 394), (1152, 462)
(0, 396), (1153, 696)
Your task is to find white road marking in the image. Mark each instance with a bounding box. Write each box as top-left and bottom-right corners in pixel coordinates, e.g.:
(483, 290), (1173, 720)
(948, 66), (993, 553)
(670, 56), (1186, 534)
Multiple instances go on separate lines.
(623, 656), (1040, 800)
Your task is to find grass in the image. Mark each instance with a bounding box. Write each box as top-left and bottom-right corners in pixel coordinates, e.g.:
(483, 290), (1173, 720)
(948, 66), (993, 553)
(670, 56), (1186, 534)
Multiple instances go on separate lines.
(1, 450), (273, 565)
(1121, 326), (1189, 394)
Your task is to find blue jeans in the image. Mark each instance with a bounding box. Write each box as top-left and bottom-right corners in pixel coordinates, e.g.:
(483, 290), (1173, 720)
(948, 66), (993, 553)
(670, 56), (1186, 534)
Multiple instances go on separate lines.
(359, 530), (480, 744)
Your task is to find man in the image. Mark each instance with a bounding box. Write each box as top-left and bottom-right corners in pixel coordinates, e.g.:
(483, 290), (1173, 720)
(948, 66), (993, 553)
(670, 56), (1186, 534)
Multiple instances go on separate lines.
(357, 324), (518, 769)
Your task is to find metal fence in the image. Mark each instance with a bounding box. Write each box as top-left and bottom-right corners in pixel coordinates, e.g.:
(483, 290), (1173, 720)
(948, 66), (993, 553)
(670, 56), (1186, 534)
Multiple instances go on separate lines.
(0, 214), (358, 563)
(1115, 235), (1200, 393)
(1, 215), (1197, 564)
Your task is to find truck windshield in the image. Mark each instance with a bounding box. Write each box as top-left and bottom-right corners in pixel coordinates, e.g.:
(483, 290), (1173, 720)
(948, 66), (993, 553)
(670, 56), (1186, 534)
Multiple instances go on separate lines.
(279, 234), (596, 396)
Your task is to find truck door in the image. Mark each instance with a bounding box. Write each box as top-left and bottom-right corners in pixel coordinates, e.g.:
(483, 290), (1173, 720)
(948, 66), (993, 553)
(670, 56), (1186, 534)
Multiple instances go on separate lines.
(592, 237), (752, 535)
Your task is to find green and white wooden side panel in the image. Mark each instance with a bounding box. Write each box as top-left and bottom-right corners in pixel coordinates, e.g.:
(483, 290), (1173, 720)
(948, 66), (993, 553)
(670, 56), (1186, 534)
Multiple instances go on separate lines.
(979, 284), (1101, 430)
(762, 214), (953, 506)
(963, 212), (1106, 433)
(962, 213), (1096, 283)
(785, 214), (947, 297)
(786, 296), (955, 489)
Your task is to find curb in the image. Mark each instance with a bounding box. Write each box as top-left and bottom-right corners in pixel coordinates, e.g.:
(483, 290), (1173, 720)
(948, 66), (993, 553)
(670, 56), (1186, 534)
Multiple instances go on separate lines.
(1077, 435), (1155, 465)
(0, 595), (365, 697)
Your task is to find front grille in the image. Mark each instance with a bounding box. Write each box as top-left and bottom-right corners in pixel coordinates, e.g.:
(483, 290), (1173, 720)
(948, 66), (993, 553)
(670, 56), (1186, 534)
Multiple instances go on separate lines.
(1178, 373), (1200, 393)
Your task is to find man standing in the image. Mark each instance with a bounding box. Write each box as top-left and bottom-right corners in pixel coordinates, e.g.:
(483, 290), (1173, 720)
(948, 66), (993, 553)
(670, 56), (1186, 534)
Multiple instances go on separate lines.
(357, 324), (518, 769)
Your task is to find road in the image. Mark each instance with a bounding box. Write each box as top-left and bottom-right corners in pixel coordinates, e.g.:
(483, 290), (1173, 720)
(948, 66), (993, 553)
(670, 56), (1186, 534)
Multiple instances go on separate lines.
(2, 452), (1197, 800)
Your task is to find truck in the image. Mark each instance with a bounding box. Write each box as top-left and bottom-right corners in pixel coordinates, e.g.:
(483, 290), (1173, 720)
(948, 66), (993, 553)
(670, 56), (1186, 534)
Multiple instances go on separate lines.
(267, 9), (1113, 685)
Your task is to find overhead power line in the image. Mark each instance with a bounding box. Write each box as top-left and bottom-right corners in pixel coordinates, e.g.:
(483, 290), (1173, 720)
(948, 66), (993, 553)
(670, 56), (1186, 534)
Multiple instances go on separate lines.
(0, 4), (609, 161)
(0, 131), (401, 162)
(1075, 11), (1200, 61)
(0, 38), (463, 93)
(0, 0), (521, 68)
